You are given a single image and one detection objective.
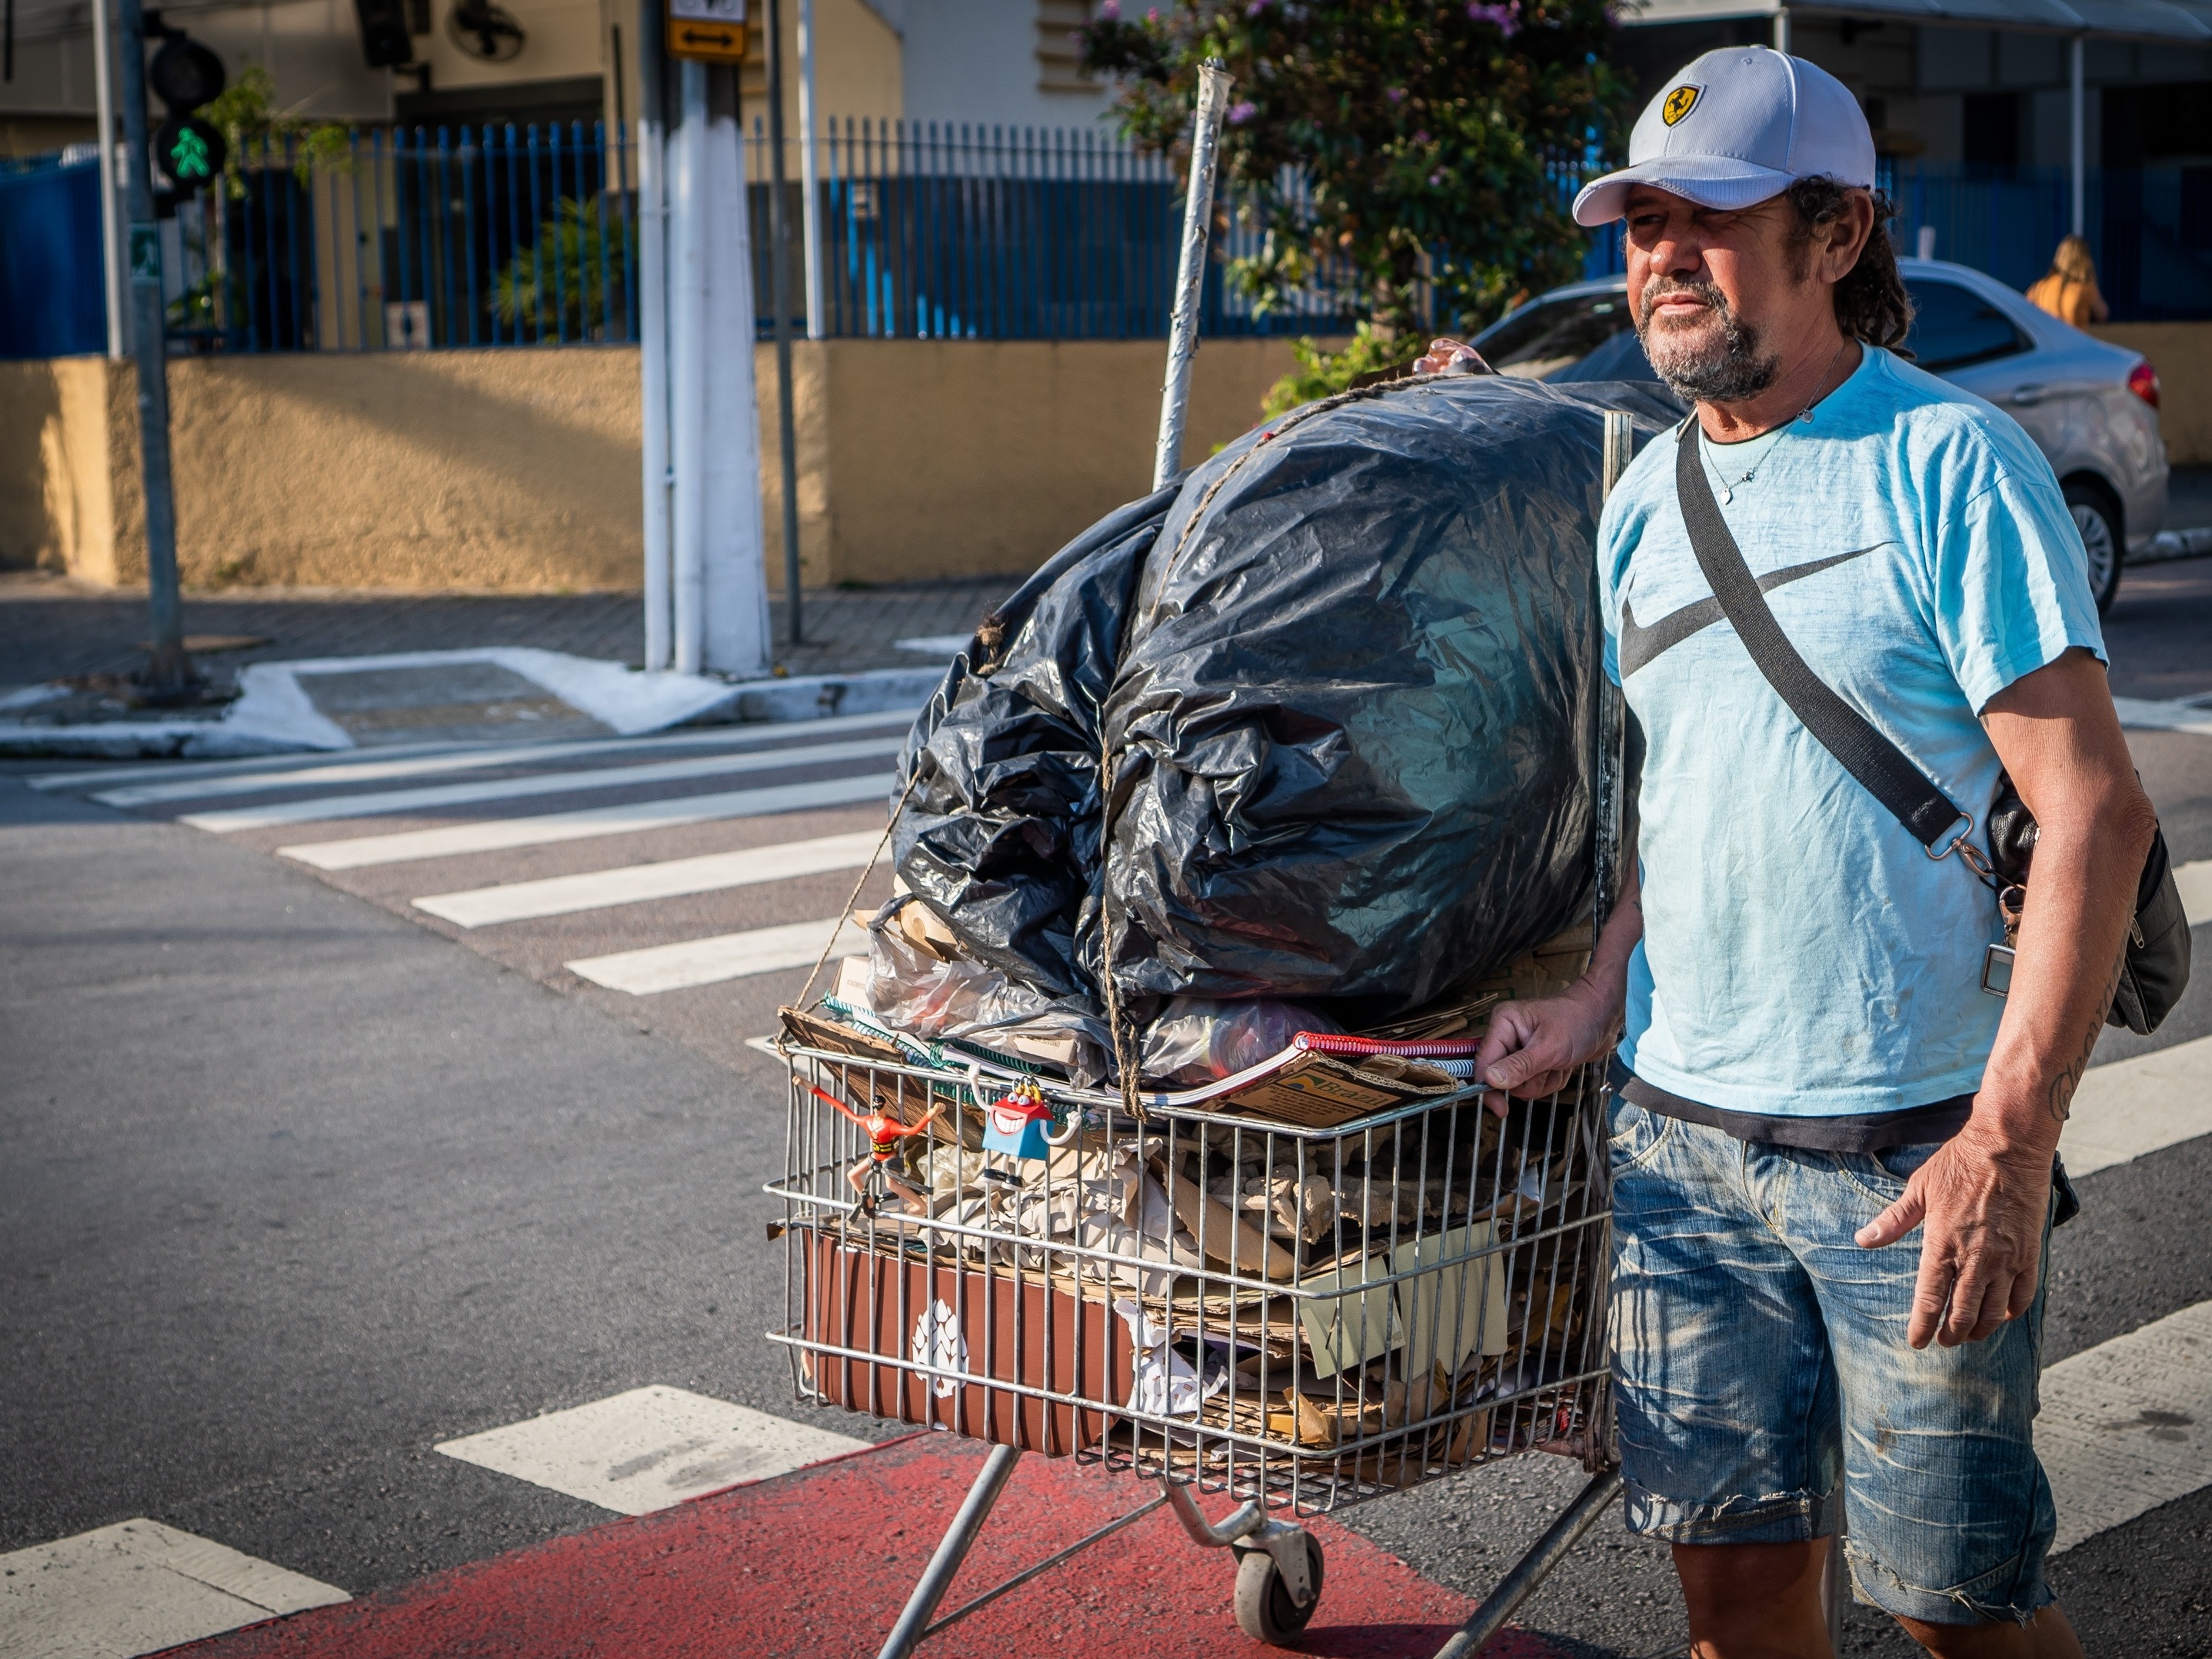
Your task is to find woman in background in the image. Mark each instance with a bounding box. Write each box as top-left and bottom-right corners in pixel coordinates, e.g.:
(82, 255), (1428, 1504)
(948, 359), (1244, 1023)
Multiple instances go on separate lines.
(2027, 235), (2110, 327)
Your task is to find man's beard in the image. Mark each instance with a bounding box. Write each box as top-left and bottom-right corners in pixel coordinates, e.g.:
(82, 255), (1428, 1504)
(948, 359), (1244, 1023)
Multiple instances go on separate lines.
(1634, 278), (1780, 402)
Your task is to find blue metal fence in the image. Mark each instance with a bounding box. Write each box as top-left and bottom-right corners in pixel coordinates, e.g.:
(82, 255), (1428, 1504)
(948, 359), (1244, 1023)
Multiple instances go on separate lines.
(0, 149), (107, 359)
(18, 125), (2211, 359)
(748, 118), (1344, 341)
(166, 122), (635, 351)
(1891, 162), (2212, 322)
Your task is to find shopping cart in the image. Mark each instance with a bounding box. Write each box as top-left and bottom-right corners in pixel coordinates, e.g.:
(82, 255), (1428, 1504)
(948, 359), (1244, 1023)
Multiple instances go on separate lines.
(766, 1025), (1621, 1654)
(764, 412), (1644, 1659)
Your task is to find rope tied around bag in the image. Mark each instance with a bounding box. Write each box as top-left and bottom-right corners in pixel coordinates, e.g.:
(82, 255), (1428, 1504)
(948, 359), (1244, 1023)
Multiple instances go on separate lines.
(795, 765), (927, 1011)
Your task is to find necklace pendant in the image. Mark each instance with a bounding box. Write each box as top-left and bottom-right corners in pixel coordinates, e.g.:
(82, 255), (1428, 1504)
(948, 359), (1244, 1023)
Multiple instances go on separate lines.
(1721, 487), (1734, 504)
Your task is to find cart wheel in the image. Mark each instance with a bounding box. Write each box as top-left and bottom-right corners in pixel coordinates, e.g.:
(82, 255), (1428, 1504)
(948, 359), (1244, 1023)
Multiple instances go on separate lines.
(1233, 1532), (1324, 1646)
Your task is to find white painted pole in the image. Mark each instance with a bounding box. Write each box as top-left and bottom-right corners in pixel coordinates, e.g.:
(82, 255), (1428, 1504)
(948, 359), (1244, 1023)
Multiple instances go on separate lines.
(90, 0), (127, 358)
(670, 59), (709, 677)
(1153, 62), (1232, 493)
(1772, 6), (1789, 53)
(698, 81), (771, 678)
(2070, 34), (2086, 239)
(638, 104), (673, 671)
(798, 0), (824, 340)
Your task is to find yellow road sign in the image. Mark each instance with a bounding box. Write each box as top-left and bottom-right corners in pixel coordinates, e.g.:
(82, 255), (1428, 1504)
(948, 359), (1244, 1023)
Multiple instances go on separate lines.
(667, 14), (747, 60)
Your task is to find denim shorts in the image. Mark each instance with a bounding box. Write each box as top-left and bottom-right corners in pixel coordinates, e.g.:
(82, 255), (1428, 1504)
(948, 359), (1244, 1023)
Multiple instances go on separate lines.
(1607, 1097), (2058, 1627)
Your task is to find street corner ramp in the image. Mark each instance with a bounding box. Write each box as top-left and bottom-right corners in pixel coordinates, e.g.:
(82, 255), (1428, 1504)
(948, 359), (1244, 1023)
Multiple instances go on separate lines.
(156, 1433), (1571, 1659)
(291, 660), (615, 748)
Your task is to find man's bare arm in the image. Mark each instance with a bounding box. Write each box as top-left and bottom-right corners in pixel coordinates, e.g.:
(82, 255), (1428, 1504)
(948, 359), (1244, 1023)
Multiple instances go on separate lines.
(1475, 848), (1644, 1114)
(1857, 648), (2157, 1348)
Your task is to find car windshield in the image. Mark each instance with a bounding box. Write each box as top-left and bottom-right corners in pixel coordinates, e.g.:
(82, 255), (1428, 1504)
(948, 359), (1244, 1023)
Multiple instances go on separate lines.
(1476, 291), (1639, 380)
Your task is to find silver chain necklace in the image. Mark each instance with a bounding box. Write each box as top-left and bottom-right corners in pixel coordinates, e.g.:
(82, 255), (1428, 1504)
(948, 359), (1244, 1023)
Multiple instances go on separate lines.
(1705, 338), (1852, 503)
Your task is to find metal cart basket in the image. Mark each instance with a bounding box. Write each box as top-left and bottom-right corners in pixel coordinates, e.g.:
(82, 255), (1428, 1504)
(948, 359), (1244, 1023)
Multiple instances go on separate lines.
(763, 408), (1646, 1657)
(767, 1030), (1620, 1655)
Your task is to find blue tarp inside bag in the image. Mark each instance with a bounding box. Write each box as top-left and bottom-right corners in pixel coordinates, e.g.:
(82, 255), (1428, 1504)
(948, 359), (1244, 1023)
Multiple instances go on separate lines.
(0, 155), (105, 359)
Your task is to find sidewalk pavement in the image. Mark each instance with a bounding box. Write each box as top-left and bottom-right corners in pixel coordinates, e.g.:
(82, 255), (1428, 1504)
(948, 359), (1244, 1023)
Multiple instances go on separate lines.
(0, 571), (1017, 700)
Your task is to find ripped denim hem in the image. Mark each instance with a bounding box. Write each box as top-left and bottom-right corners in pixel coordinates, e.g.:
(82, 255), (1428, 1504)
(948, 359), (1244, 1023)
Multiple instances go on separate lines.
(1622, 1478), (1844, 1544)
(1844, 1540), (2055, 1627)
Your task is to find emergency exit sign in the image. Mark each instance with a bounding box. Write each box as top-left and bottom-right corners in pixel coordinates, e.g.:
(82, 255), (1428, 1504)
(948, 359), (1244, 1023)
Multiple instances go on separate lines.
(667, 0), (746, 62)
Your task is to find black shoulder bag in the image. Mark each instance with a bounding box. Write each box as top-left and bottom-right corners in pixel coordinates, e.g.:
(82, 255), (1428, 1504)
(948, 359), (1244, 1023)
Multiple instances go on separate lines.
(1671, 419), (2190, 1037)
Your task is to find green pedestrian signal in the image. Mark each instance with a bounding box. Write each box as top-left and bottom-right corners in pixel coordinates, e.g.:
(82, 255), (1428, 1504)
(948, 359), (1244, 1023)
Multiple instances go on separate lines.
(152, 115), (227, 198)
(170, 126), (211, 179)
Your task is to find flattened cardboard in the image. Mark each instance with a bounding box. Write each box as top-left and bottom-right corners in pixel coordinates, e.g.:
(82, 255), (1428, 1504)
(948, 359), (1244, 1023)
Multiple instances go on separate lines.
(1220, 1049), (1457, 1129)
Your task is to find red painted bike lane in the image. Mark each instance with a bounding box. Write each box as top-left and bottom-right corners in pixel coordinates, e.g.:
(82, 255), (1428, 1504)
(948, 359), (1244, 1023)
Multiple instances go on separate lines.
(164, 1434), (1569, 1659)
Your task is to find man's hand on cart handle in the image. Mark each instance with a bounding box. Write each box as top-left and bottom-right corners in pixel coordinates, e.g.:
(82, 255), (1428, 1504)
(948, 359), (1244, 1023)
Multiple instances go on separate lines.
(1476, 863), (1644, 1114)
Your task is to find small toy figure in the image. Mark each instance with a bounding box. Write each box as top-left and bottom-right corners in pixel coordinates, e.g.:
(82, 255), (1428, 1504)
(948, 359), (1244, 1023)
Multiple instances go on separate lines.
(981, 1079), (1054, 1161)
(807, 1082), (942, 1215)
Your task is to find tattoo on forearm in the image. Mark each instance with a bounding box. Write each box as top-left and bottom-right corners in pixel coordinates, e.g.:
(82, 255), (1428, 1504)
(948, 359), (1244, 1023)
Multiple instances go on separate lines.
(2047, 949), (2127, 1125)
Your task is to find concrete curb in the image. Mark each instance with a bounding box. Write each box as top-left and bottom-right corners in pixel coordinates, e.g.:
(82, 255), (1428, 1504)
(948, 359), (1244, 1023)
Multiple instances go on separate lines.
(0, 652), (954, 760)
(2135, 528), (2212, 565)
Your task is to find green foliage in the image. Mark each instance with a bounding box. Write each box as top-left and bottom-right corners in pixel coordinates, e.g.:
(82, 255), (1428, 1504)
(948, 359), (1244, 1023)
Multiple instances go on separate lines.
(201, 64), (351, 194)
(1079, 0), (1627, 344)
(1259, 321), (1423, 418)
(494, 197), (636, 340)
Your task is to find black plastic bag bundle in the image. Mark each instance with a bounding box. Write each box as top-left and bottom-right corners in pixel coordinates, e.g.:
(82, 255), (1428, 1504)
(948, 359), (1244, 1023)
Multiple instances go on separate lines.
(896, 373), (1680, 1024)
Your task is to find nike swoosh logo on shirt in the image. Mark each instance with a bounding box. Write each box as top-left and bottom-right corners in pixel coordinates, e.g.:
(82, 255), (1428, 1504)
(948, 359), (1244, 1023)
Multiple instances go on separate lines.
(1619, 545), (1887, 678)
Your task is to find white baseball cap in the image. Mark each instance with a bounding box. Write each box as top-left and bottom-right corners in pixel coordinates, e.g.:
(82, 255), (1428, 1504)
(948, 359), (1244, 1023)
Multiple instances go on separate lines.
(1572, 46), (1875, 227)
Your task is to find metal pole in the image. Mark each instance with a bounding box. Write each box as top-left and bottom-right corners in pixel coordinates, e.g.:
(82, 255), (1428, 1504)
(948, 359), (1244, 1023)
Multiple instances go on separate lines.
(1431, 1469), (1624, 1659)
(91, 0), (126, 358)
(2069, 34), (2086, 240)
(637, 0), (672, 671)
(1822, 1530), (1847, 1651)
(669, 58), (708, 676)
(1771, 6), (1789, 53)
(1592, 409), (1634, 938)
(115, 0), (194, 695)
(767, 0), (805, 644)
(877, 1443), (1021, 1659)
(798, 0), (825, 341)
(1151, 60), (1231, 492)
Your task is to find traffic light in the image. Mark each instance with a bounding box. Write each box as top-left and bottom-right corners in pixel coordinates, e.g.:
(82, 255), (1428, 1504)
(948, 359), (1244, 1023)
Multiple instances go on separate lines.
(145, 20), (226, 202)
(147, 31), (224, 108)
(153, 112), (226, 193)
(353, 0), (413, 69)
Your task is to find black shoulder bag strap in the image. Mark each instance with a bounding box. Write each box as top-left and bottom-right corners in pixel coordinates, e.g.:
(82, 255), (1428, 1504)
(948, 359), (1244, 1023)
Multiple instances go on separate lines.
(1669, 417), (2189, 1044)
(1671, 421), (1982, 864)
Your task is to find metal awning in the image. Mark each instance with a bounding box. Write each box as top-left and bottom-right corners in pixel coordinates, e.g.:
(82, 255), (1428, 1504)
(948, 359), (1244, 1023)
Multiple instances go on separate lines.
(1619, 0), (2212, 44)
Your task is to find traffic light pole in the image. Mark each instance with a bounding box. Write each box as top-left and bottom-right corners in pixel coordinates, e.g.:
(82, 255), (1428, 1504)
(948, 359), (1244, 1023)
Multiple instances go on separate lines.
(115, 0), (195, 695)
(766, 0), (803, 645)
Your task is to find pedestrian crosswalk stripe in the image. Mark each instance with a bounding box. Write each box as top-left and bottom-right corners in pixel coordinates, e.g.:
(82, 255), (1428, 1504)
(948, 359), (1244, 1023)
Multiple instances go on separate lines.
(435, 1385), (868, 1516)
(182, 734), (908, 834)
(89, 708), (920, 811)
(2176, 857), (2210, 927)
(2039, 1298), (2212, 1554)
(26, 739), (481, 794)
(0, 1517), (347, 1659)
(412, 830), (888, 928)
(566, 914), (868, 994)
(2062, 1032), (2212, 1178)
(279, 773), (890, 871)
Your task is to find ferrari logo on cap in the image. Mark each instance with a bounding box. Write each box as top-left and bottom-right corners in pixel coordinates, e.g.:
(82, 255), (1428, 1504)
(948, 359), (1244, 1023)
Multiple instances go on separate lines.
(1662, 84), (1702, 126)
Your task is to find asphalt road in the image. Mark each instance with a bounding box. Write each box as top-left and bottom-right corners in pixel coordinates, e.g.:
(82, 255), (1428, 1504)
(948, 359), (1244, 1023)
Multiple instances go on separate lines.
(3, 557), (2208, 1659)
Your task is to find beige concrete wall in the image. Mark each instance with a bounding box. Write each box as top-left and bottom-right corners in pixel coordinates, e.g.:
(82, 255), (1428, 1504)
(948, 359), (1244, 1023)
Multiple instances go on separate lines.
(2091, 323), (2212, 467)
(792, 336), (1312, 586)
(2, 335), (1318, 592)
(0, 357), (131, 584)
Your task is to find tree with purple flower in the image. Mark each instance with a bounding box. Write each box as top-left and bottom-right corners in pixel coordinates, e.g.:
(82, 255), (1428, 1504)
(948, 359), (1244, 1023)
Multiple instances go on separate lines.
(1078, 0), (1626, 401)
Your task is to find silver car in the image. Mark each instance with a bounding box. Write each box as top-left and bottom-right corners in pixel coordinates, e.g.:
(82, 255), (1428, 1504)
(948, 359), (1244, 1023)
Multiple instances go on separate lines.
(1471, 257), (2169, 611)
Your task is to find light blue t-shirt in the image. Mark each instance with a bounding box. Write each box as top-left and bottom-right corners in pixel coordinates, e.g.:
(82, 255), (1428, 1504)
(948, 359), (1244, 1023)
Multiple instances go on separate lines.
(1598, 347), (2106, 1117)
